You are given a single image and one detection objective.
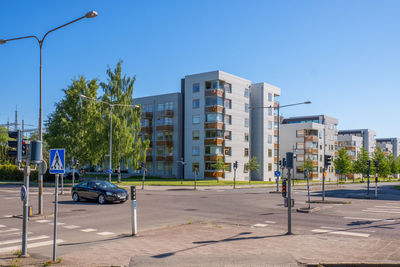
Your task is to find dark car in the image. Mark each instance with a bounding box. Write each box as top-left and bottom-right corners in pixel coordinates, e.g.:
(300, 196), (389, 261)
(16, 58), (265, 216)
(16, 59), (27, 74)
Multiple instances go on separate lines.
(64, 171), (80, 180)
(71, 181), (129, 204)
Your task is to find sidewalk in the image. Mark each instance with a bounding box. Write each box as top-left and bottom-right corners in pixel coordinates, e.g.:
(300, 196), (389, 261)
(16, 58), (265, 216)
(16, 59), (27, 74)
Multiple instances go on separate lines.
(4, 222), (400, 267)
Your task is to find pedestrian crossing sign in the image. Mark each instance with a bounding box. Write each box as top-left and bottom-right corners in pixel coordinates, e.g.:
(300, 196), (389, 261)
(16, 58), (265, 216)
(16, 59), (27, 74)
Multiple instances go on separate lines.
(49, 149), (65, 174)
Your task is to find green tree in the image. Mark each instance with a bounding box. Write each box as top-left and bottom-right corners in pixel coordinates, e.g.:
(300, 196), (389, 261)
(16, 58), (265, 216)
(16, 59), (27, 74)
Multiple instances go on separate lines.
(0, 127), (9, 164)
(247, 156), (260, 173)
(45, 76), (105, 167)
(300, 158), (314, 174)
(373, 147), (391, 178)
(353, 147), (370, 181)
(99, 61), (149, 172)
(334, 148), (352, 182)
(210, 158), (227, 182)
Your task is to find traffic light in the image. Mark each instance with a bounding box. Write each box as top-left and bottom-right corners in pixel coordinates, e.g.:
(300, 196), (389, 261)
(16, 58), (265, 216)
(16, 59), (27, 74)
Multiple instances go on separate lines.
(22, 140), (28, 157)
(286, 152), (294, 169)
(7, 130), (22, 164)
(324, 155), (332, 168)
(233, 161), (238, 169)
(374, 160), (379, 170)
(282, 180), (287, 197)
(367, 160), (371, 175)
(282, 158), (286, 167)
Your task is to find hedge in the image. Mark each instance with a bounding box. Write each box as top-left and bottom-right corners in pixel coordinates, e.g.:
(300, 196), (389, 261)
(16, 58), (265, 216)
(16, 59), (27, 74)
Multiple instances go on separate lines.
(0, 164), (53, 182)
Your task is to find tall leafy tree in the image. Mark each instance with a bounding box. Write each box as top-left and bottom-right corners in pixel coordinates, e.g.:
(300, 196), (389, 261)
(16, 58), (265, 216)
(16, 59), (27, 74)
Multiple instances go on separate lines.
(334, 148), (352, 182)
(100, 61), (149, 171)
(353, 147), (370, 181)
(300, 158), (314, 174)
(373, 147), (391, 178)
(45, 76), (105, 167)
(247, 156), (260, 173)
(210, 158), (227, 182)
(0, 127), (9, 164)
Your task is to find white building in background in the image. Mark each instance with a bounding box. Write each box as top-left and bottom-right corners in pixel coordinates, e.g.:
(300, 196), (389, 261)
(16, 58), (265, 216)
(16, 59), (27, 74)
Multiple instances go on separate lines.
(279, 115), (339, 181)
(338, 129), (376, 157)
(376, 138), (400, 157)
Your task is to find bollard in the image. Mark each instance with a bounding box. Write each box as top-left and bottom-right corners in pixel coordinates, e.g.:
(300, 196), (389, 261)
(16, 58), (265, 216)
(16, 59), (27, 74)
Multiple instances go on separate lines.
(131, 186), (137, 236)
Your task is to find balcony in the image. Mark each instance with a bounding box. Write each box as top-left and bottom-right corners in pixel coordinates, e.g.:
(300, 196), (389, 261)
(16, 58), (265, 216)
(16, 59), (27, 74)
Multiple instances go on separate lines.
(274, 129), (278, 136)
(345, 145), (356, 150)
(141, 126), (153, 133)
(143, 112), (153, 118)
(334, 141), (339, 145)
(205, 89), (224, 97)
(205, 122), (224, 129)
(312, 161), (318, 166)
(334, 151), (339, 156)
(310, 173), (319, 179)
(145, 156), (152, 162)
(157, 110), (174, 117)
(274, 144), (280, 149)
(204, 155), (224, 161)
(156, 156), (174, 162)
(156, 140), (173, 146)
(305, 136), (318, 142)
(156, 125), (174, 131)
(305, 148), (318, 154)
(204, 171), (224, 178)
(204, 138), (224, 145)
(205, 106), (224, 113)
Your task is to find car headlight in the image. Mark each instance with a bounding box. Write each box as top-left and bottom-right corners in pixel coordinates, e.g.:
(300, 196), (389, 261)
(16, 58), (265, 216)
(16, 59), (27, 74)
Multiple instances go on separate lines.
(105, 192), (113, 196)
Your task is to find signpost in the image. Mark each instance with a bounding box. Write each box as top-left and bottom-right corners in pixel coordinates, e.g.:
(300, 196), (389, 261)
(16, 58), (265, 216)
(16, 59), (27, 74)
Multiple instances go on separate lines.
(49, 149), (65, 262)
(275, 170), (281, 178)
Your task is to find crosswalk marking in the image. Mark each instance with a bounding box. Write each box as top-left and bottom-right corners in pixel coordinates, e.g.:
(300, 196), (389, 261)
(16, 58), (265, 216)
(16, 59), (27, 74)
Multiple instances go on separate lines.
(81, 228), (97, 232)
(63, 225), (80, 229)
(36, 220), (51, 223)
(252, 224), (268, 227)
(264, 221), (276, 224)
(344, 217), (395, 222)
(97, 232), (114, 236)
(48, 222), (65, 226)
(0, 235), (48, 246)
(0, 228), (19, 233)
(321, 226), (344, 230)
(0, 239), (64, 253)
(3, 215), (13, 218)
(312, 229), (370, 237)
(374, 206), (400, 209)
(362, 209), (400, 214)
(0, 224), (5, 228)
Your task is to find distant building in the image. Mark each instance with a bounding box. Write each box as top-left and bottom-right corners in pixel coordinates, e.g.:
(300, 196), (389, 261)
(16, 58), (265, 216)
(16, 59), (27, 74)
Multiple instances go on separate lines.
(376, 138), (400, 157)
(338, 129), (376, 156)
(280, 115), (339, 181)
(337, 135), (363, 161)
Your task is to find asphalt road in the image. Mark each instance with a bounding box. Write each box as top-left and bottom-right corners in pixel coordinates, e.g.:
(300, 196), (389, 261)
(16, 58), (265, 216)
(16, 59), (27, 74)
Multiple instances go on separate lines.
(0, 181), (399, 259)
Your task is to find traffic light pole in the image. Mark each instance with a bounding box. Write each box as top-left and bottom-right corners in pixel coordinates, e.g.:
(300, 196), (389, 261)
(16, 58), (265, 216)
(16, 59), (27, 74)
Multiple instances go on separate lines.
(322, 168), (326, 201)
(21, 160), (30, 257)
(287, 167), (292, 235)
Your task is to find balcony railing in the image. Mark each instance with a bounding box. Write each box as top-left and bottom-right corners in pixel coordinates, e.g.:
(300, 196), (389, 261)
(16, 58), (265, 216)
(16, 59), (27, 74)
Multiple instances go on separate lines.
(146, 156), (152, 162)
(305, 136), (318, 142)
(305, 148), (318, 154)
(204, 138), (224, 145)
(205, 106), (224, 113)
(157, 110), (174, 117)
(143, 112), (153, 118)
(156, 156), (173, 162)
(204, 171), (224, 178)
(205, 122), (224, 129)
(310, 173), (319, 178)
(204, 155), (224, 161)
(312, 160), (318, 166)
(156, 140), (173, 146)
(345, 145), (356, 150)
(141, 126), (153, 133)
(205, 89), (224, 97)
(156, 125), (174, 131)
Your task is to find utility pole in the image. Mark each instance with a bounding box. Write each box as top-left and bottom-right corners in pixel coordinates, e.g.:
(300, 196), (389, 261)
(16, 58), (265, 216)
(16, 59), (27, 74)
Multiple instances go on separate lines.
(367, 160), (371, 195)
(374, 160), (379, 198)
(141, 162), (146, 190)
(286, 152), (294, 235)
(306, 169), (311, 209)
(21, 160), (30, 257)
(233, 161), (238, 189)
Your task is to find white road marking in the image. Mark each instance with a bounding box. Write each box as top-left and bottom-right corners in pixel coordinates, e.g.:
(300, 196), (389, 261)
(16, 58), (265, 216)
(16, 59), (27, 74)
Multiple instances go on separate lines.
(81, 228), (97, 232)
(264, 221), (276, 224)
(333, 204), (343, 206)
(375, 206), (400, 209)
(48, 222), (65, 226)
(320, 226), (375, 233)
(323, 206), (333, 209)
(321, 226), (344, 230)
(96, 232), (114, 236)
(0, 235), (48, 245)
(63, 225), (80, 229)
(0, 239), (64, 253)
(0, 224), (5, 228)
(3, 215), (13, 218)
(0, 228), (19, 233)
(312, 229), (370, 237)
(362, 209), (400, 214)
(252, 224), (268, 227)
(2, 231), (32, 237)
(344, 217), (395, 222)
(36, 220), (51, 223)
(4, 197), (18, 200)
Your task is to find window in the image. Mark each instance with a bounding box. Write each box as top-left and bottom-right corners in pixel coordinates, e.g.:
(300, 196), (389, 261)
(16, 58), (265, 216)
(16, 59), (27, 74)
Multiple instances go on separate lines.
(165, 118), (173, 125)
(192, 146), (200, 156)
(192, 130), (200, 140)
(157, 162), (163, 171)
(206, 113), (223, 122)
(268, 163), (272, 171)
(225, 163), (232, 172)
(297, 155), (304, 162)
(205, 146), (223, 155)
(244, 148), (249, 157)
(225, 83), (232, 93)
(268, 121), (272, 129)
(244, 89), (249, 97)
(192, 115), (200, 124)
(224, 131), (232, 140)
(268, 108), (272, 116)
(165, 102), (174, 110)
(205, 97), (224, 107)
(244, 164), (249, 173)
(157, 103), (164, 111)
(268, 135), (272, 144)
(192, 162), (199, 172)
(297, 142), (304, 149)
(156, 117), (163, 125)
(274, 121), (279, 128)
(268, 149), (272, 157)
(193, 83), (200, 93)
(205, 81), (212, 89)
(156, 132), (164, 140)
(245, 118), (249, 127)
(268, 93), (273, 102)
(296, 130), (304, 137)
(192, 99), (200, 109)
(225, 115), (232, 125)
(225, 99), (232, 109)
(224, 147), (232, 156)
(245, 133), (249, 142)
(206, 130), (223, 139)
(245, 103), (249, 112)
(157, 148), (164, 156)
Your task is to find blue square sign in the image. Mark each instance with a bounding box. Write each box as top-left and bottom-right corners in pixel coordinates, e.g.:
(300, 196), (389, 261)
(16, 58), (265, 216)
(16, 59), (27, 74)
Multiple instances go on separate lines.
(49, 149), (65, 174)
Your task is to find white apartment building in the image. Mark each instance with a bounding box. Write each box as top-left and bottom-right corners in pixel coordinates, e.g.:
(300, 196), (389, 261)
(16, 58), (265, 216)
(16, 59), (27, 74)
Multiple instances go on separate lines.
(337, 135), (363, 161)
(338, 129), (376, 157)
(280, 115), (339, 181)
(250, 83), (281, 181)
(376, 138), (400, 157)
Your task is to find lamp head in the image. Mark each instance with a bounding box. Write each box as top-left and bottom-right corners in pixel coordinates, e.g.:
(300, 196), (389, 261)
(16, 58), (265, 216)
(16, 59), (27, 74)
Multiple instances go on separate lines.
(85, 11), (98, 18)
(0, 39), (7, 45)
(304, 101), (312, 104)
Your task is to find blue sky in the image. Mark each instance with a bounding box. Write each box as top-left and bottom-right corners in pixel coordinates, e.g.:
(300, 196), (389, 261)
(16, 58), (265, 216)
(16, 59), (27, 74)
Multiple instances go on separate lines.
(1, 0), (399, 137)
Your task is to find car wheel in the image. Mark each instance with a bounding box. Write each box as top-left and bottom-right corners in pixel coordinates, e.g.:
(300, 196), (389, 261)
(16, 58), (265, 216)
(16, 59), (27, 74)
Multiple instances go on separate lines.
(120, 200), (127, 203)
(98, 194), (106, 204)
(72, 193), (80, 202)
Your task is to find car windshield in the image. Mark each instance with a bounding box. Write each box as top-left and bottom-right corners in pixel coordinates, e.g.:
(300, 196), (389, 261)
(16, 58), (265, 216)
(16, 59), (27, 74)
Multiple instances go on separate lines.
(94, 181), (118, 189)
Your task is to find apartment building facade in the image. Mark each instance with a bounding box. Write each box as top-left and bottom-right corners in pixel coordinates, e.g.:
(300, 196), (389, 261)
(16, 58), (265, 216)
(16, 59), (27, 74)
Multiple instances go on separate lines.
(376, 138), (400, 157)
(338, 129), (376, 157)
(250, 82), (281, 181)
(337, 134), (363, 161)
(135, 93), (183, 178)
(181, 71), (252, 181)
(279, 115), (339, 181)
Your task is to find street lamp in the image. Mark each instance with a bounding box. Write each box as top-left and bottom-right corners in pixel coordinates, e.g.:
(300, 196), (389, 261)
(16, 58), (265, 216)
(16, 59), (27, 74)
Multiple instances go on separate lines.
(80, 94), (140, 182)
(0, 11), (98, 216)
(250, 101), (311, 192)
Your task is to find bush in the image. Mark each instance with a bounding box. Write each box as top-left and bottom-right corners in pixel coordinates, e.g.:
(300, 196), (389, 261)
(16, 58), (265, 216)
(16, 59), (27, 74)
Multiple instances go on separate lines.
(0, 165), (24, 181)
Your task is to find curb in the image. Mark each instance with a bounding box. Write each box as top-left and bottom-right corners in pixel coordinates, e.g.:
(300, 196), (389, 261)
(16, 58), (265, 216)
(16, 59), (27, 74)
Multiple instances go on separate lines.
(13, 213), (54, 221)
(296, 207), (320, 213)
(307, 200), (352, 204)
(305, 262), (400, 267)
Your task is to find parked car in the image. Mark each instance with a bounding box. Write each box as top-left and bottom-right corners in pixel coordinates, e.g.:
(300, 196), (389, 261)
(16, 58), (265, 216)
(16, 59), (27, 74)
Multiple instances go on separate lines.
(64, 171), (80, 180)
(71, 181), (129, 204)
